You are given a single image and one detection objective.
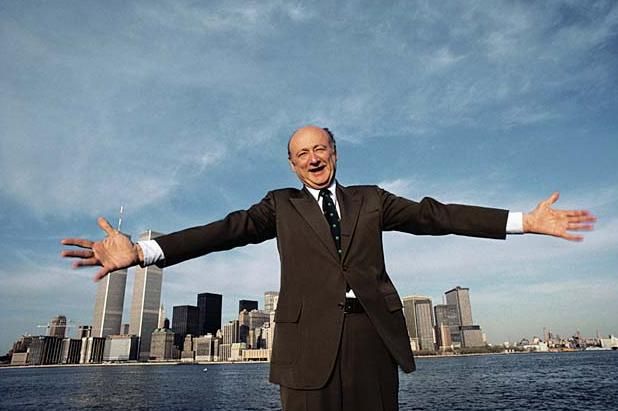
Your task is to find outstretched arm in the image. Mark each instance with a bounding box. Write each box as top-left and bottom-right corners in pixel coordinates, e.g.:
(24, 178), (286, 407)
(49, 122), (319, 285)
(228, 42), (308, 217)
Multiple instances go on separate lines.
(61, 217), (144, 281)
(523, 192), (596, 241)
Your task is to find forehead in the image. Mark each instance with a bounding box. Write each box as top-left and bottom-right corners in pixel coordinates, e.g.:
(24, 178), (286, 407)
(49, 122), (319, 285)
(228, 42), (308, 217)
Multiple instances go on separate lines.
(289, 129), (331, 153)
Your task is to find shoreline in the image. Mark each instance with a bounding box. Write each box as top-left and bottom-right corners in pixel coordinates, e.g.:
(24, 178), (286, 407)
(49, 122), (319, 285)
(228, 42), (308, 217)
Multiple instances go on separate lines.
(2, 349), (608, 371)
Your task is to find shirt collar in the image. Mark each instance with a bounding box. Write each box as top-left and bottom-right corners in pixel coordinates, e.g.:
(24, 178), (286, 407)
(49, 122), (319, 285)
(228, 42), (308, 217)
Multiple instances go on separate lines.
(305, 180), (337, 202)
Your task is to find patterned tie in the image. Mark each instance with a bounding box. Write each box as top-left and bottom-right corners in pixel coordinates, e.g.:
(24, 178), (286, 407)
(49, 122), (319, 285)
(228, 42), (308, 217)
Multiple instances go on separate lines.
(320, 188), (342, 258)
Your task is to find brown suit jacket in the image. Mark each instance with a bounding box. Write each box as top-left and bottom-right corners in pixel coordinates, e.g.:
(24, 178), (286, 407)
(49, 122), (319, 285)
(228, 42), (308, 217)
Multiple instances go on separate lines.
(155, 184), (508, 389)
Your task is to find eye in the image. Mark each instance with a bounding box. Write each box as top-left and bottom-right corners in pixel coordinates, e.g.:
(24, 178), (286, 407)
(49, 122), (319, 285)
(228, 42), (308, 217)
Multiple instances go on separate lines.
(297, 151), (308, 159)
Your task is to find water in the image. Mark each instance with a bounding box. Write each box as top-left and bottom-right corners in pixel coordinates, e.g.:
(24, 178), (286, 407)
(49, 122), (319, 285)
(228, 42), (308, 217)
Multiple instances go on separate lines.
(1, 352), (616, 410)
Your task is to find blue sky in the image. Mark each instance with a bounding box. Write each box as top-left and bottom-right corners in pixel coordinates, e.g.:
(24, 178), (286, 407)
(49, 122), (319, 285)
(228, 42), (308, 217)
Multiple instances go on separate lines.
(1, 1), (617, 353)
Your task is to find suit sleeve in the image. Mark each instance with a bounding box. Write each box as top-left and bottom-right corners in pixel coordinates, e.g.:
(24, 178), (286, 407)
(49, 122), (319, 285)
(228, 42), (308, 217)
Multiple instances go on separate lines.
(379, 188), (508, 239)
(154, 191), (277, 267)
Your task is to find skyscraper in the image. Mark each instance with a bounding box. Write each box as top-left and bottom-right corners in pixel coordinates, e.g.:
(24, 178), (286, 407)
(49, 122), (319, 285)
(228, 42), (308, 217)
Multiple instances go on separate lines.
(444, 286), (484, 348)
(264, 291), (279, 313)
(92, 268), (127, 337)
(434, 304), (461, 347)
(129, 230), (164, 360)
(172, 305), (199, 348)
(239, 299), (258, 313)
(402, 296), (435, 351)
(445, 286), (473, 326)
(49, 315), (67, 338)
(197, 292), (222, 336)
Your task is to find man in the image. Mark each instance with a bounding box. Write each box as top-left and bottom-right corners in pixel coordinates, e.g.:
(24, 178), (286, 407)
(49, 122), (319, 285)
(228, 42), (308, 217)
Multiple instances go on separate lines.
(62, 125), (595, 411)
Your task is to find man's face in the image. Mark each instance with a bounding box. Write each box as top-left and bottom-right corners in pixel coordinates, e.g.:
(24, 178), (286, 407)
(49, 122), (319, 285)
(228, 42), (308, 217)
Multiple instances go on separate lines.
(288, 127), (337, 189)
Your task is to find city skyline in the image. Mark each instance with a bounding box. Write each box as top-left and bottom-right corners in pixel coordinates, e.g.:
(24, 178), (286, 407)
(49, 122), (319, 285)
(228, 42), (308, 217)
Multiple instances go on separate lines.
(1, 1), (617, 353)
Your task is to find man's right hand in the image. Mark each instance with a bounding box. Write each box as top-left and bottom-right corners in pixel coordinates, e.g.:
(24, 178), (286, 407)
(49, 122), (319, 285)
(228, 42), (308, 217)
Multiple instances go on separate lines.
(61, 217), (144, 281)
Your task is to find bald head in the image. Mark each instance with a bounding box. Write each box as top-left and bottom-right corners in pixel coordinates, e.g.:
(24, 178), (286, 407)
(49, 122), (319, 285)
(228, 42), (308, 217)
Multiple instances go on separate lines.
(287, 125), (338, 189)
(287, 125), (336, 158)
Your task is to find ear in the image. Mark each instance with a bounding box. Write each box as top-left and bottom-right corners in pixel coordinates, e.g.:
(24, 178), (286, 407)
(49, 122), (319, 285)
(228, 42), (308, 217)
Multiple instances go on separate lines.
(288, 158), (296, 172)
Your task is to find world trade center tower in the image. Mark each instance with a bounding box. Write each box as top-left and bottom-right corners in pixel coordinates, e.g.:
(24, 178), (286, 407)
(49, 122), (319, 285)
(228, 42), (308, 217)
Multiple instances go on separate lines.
(92, 268), (128, 337)
(129, 230), (164, 360)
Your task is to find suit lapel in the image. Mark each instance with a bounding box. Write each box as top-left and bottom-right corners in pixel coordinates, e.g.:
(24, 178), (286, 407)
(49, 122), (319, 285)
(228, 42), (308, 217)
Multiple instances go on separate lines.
(290, 189), (339, 260)
(337, 185), (362, 262)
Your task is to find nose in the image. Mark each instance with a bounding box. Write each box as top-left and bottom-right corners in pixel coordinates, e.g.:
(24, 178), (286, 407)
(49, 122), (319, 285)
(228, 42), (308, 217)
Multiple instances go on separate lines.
(309, 151), (320, 163)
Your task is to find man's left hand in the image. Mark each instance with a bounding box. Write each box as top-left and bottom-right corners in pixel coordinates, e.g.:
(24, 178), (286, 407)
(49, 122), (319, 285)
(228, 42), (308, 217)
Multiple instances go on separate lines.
(523, 192), (596, 241)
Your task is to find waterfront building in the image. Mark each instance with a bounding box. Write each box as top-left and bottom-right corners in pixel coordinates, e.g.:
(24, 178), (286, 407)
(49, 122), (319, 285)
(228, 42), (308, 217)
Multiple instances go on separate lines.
(103, 335), (139, 361)
(434, 304), (461, 347)
(10, 352), (28, 365)
(461, 325), (484, 347)
(219, 343), (231, 361)
(239, 299), (258, 313)
(172, 305), (200, 348)
(402, 296), (435, 352)
(61, 338), (82, 364)
(194, 334), (215, 361)
(49, 315), (67, 338)
(223, 320), (240, 345)
(197, 292), (222, 336)
(242, 348), (270, 361)
(264, 291), (279, 313)
(444, 286), (485, 348)
(230, 342), (247, 361)
(445, 286), (473, 326)
(80, 336), (105, 364)
(92, 268), (127, 337)
(435, 323), (453, 351)
(181, 334), (195, 362)
(150, 328), (177, 360)
(29, 336), (63, 365)
(129, 230), (165, 360)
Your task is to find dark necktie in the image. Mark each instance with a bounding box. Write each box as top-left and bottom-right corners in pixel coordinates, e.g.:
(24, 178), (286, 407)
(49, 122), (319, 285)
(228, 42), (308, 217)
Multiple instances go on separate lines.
(320, 188), (341, 258)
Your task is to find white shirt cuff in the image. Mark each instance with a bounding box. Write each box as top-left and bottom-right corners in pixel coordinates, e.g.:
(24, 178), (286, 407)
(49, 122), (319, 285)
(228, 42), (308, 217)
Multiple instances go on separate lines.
(137, 240), (165, 266)
(506, 211), (524, 234)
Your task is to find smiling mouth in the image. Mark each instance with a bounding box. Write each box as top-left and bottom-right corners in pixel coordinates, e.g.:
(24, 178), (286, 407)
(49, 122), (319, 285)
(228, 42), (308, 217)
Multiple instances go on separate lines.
(309, 165), (326, 173)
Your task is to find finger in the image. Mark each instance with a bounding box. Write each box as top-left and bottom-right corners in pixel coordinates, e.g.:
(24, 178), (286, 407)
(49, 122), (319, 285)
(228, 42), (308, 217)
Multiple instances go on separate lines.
(94, 267), (111, 282)
(544, 192), (560, 206)
(567, 223), (595, 231)
(61, 238), (94, 249)
(564, 210), (596, 219)
(561, 232), (584, 242)
(72, 258), (100, 268)
(97, 217), (115, 236)
(61, 249), (95, 259)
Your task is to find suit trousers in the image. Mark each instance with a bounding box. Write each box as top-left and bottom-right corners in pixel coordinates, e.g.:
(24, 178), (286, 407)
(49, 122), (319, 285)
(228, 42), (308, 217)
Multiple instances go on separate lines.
(280, 311), (399, 411)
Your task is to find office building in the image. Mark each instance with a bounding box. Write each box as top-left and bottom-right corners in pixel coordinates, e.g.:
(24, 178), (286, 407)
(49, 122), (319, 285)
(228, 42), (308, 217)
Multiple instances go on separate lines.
(434, 304), (462, 347)
(92, 268), (128, 337)
(239, 299), (258, 313)
(264, 291), (279, 313)
(49, 315), (67, 338)
(197, 292), (222, 336)
(103, 335), (139, 361)
(249, 310), (270, 330)
(172, 305), (199, 348)
(80, 337), (106, 364)
(223, 320), (240, 345)
(150, 328), (177, 360)
(29, 336), (63, 365)
(61, 338), (82, 364)
(402, 296), (435, 352)
(444, 286), (485, 348)
(194, 334), (215, 361)
(445, 286), (473, 326)
(129, 230), (165, 360)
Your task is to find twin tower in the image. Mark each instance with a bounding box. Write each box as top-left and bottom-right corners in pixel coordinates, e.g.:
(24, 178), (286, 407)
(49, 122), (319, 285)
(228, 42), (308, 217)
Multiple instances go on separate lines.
(91, 230), (163, 360)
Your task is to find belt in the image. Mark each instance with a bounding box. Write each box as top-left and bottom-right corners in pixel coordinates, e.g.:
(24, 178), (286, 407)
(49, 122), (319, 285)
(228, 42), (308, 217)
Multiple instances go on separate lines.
(342, 297), (364, 314)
